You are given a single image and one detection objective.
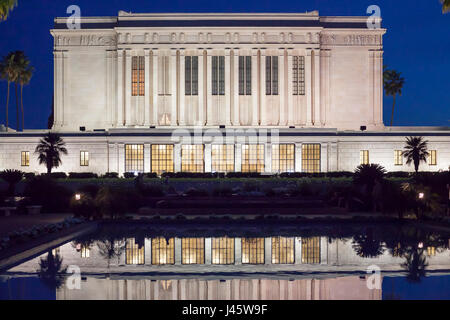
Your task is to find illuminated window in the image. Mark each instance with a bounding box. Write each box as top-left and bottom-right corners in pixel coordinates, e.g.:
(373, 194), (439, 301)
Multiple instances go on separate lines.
(81, 246), (90, 258)
(301, 237), (320, 264)
(394, 150), (403, 166)
(302, 144), (321, 173)
(125, 238), (144, 265)
(182, 238), (205, 264)
(151, 237), (175, 265)
(212, 237), (235, 264)
(239, 56), (252, 95)
(212, 56), (225, 95)
(427, 246), (436, 256)
(211, 145), (235, 172)
(132, 56), (145, 96)
(293, 56), (305, 95)
(272, 237), (295, 264)
(360, 150), (369, 165)
(80, 151), (89, 166)
(429, 150), (437, 165)
(181, 145), (204, 173)
(242, 238), (265, 264)
(266, 56), (278, 95)
(21, 151), (30, 167)
(272, 144), (295, 173)
(185, 56), (198, 96)
(151, 144), (174, 174)
(241, 144), (265, 173)
(125, 144), (144, 173)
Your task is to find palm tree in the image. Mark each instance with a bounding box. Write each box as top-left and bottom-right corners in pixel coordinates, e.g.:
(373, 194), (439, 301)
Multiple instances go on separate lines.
(35, 132), (68, 174)
(352, 229), (385, 258)
(0, 52), (19, 131)
(10, 51), (31, 131)
(403, 136), (429, 173)
(383, 68), (405, 126)
(18, 64), (33, 131)
(0, 0), (17, 21)
(37, 250), (67, 290)
(401, 247), (428, 283)
(96, 237), (126, 268)
(0, 169), (23, 196)
(441, 0), (450, 13)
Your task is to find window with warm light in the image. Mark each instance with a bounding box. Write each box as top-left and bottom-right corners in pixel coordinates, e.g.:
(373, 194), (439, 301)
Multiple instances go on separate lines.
(211, 237), (235, 264)
(131, 56), (145, 96)
(302, 144), (321, 173)
(427, 246), (436, 256)
(212, 56), (225, 95)
(151, 144), (174, 174)
(272, 144), (295, 173)
(181, 145), (204, 172)
(239, 56), (252, 95)
(80, 151), (89, 166)
(241, 144), (265, 173)
(301, 237), (321, 264)
(265, 56), (278, 95)
(429, 150), (437, 165)
(182, 238), (205, 264)
(125, 144), (144, 173)
(242, 238), (265, 264)
(360, 150), (369, 165)
(394, 150), (403, 166)
(21, 151), (30, 167)
(125, 238), (144, 265)
(293, 56), (305, 95)
(185, 56), (198, 96)
(81, 246), (90, 258)
(272, 237), (295, 264)
(151, 237), (175, 265)
(211, 145), (235, 172)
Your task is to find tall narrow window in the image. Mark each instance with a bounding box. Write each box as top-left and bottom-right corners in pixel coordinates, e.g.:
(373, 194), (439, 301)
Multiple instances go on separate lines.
(80, 151), (89, 167)
(21, 151), (30, 167)
(151, 237), (175, 265)
(125, 144), (144, 173)
(293, 56), (305, 95)
(212, 56), (225, 95)
(125, 238), (145, 265)
(132, 56), (145, 96)
(394, 150), (403, 166)
(360, 150), (369, 165)
(81, 246), (90, 258)
(239, 56), (252, 95)
(181, 145), (204, 173)
(212, 237), (235, 265)
(185, 56), (198, 96)
(151, 144), (174, 174)
(211, 145), (235, 173)
(265, 56), (278, 95)
(272, 237), (295, 264)
(302, 144), (321, 173)
(242, 238), (265, 264)
(241, 144), (265, 173)
(272, 144), (295, 173)
(301, 237), (320, 264)
(182, 238), (205, 264)
(429, 150), (437, 165)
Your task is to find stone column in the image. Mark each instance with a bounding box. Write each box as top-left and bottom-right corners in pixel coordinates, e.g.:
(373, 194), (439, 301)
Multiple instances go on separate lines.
(287, 49), (294, 126)
(251, 49), (259, 126)
(320, 49), (330, 127)
(53, 51), (63, 128)
(225, 49), (232, 125)
(198, 49), (205, 126)
(295, 143), (302, 172)
(278, 48), (286, 126)
(179, 50), (186, 126)
(264, 237), (271, 264)
(235, 143), (242, 172)
(260, 49), (267, 125)
(144, 143), (151, 173)
(118, 143), (125, 177)
(313, 49), (321, 126)
(265, 144), (272, 173)
(204, 144), (212, 172)
(151, 49), (159, 125)
(144, 49), (151, 126)
(235, 238), (242, 264)
(144, 238), (152, 265)
(175, 238), (182, 264)
(305, 49), (313, 126)
(106, 50), (114, 126)
(320, 143), (327, 173)
(374, 50), (383, 126)
(205, 238), (212, 264)
(320, 237), (328, 265)
(174, 143), (181, 172)
(232, 49), (240, 126)
(125, 50), (132, 126)
(170, 49), (178, 126)
(206, 51), (213, 125)
(117, 49), (124, 126)
(295, 237), (302, 264)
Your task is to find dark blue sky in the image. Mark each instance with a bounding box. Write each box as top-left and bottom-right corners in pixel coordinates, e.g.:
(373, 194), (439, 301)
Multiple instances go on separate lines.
(0, 0), (448, 130)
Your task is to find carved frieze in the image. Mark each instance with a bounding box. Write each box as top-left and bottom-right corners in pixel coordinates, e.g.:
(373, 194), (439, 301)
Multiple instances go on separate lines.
(55, 34), (117, 46)
(320, 33), (382, 46)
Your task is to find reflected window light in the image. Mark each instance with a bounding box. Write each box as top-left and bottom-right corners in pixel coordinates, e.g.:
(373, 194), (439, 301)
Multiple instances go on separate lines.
(242, 238), (264, 264)
(125, 238), (145, 265)
(182, 238), (205, 264)
(272, 237), (295, 264)
(151, 237), (175, 265)
(212, 237), (235, 264)
(301, 237), (321, 264)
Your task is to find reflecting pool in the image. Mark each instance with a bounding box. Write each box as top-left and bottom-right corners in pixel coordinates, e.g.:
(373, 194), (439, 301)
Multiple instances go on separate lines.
(1, 222), (449, 300)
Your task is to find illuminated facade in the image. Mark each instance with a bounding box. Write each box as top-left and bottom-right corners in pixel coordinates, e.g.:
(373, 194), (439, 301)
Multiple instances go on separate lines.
(0, 12), (449, 174)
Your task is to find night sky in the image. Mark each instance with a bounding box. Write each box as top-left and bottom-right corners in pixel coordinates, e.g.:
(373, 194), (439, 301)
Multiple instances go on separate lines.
(0, 0), (448, 130)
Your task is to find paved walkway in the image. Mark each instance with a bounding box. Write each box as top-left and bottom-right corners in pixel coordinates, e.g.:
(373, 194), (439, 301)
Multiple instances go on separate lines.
(0, 214), (73, 237)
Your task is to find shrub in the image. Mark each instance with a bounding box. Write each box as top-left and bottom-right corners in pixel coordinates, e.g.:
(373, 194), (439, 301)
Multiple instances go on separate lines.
(95, 186), (128, 219)
(0, 169), (24, 196)
(68, 172), (98, 179)
(226, 172), (270, 179)
(77, 184), (100, 198)
(145, 172), (158, 179)
(43, 172), (67, 179)
(242, 181), (260, 192)
(24, 176), (72, 213)
(123, 172), (137, 179)
(184, 187), (209, 197)
(386, 171), (411, 178)
(137, 182), (165, 197)
(102, 172), (119, 179)
(70, 193), (96, 219)
(212, 184), (233, 197)
(24, 172), (36, 180)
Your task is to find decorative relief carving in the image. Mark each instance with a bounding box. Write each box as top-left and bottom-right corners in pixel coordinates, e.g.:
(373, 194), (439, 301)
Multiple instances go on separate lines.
(306, 33), (312, 43)
(144, 33), (150, 43)
(252, 32), (258, 43)
(233, 32), (239, 43)
(207, 33), (212, 43)
(313, 33), (320, 43)
(279, 32), (285, 43)
(152, 33), (159, 43)
(260, 32), (266, 43)
(198, 32), (204, 43)
(179, 33), (185, 43)
(171, 33), (177, 43)
(288, 33), (293, 43)
(320, 34), (336, 45)
(225, 32), (231, 43)
(344, 34), (379, 46)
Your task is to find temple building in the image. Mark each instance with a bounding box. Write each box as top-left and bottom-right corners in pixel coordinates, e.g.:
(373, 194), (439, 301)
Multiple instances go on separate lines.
(0, 12), (449, 175)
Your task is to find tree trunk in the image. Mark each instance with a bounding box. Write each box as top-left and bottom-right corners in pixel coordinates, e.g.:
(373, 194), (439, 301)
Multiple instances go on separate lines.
(15, 82), (19, 131)
(5, 81), (10, 131)
(47, 163), (52, 174)
(390, 95), (396, 126)
(414, 157), (419, 173)
(20, 84), (24, 131)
